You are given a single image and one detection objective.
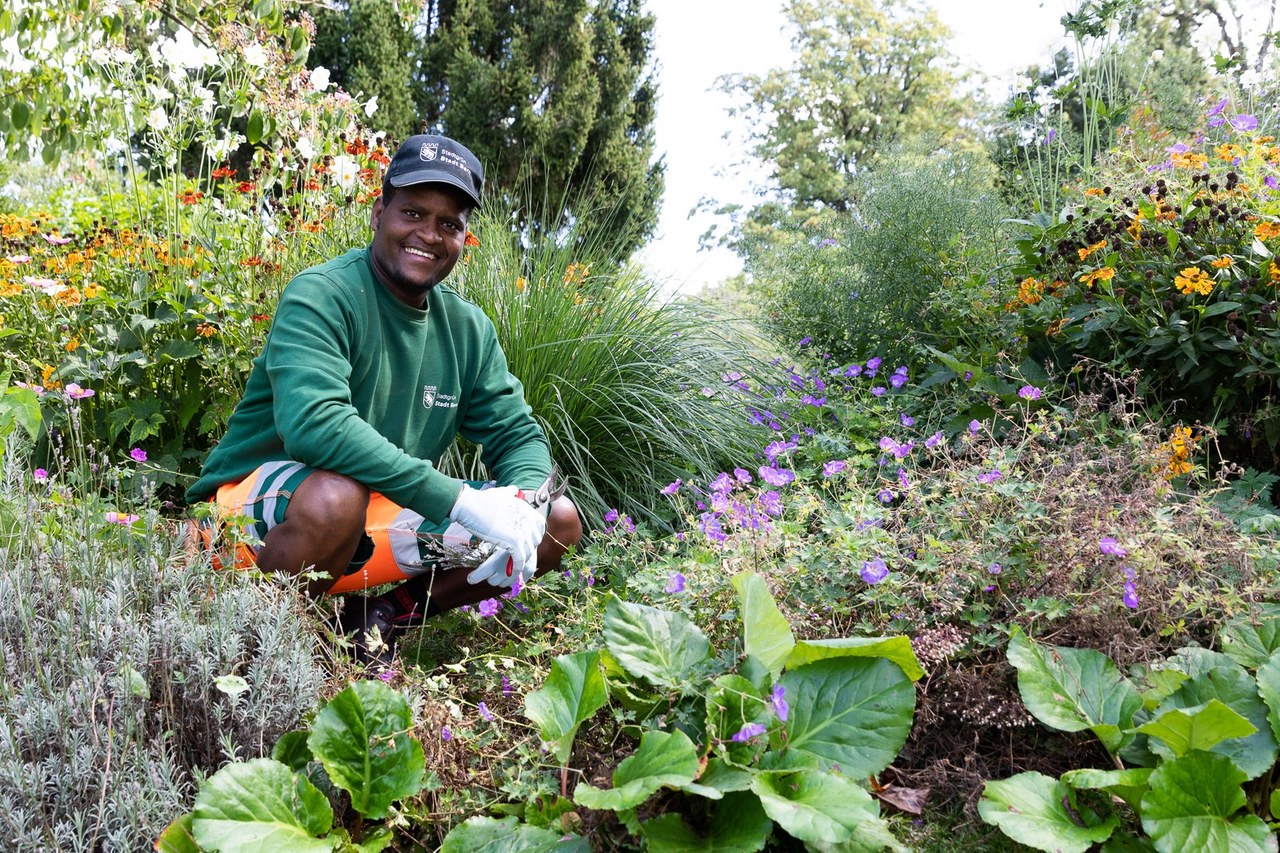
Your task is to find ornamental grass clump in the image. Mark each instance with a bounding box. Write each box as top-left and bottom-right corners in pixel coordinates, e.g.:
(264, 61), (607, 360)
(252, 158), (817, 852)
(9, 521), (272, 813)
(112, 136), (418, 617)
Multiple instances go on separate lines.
(1005, 94), (1280, 470)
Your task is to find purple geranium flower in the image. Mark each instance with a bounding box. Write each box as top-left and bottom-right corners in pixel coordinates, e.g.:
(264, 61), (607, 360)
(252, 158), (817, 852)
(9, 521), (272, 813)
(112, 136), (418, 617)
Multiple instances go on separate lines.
(861, 557), (889, 584)
(870, 386), (886, 397)
(664, 572), (686, 594)
(770, 684), (789, 721)
(977, 469), (1002, 485)
(1230, 113), (1258, 132)
(732, 723), (767, 742)
(129, 447), (147, 463)
(877, 488), (895, 504)
(968, 420), (981, 435)
(865, 357), (882, 377)
(478, 702), (494, 721)
(760, 490), (784, 516)
(925, 431), (944, 449)
(1099, 537), (1128, 557)
(660, 479), (682, 495)
(477, 598), (502, 618)
(1123, 581), (1139, 609)
(1208, 96), (1229, 117)
(1018, 385), (1042, 401)
(758, 465), (795, 486)
(822, 459), (847, 478)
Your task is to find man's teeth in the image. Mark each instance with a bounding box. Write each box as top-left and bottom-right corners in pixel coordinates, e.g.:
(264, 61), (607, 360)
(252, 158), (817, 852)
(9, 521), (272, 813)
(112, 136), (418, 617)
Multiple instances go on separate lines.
(405, 247), (437, 259)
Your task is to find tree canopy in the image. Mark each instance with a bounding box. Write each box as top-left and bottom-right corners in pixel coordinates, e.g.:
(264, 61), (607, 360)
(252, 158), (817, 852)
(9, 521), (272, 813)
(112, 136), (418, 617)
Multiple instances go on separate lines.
(718, 0), (976, 214)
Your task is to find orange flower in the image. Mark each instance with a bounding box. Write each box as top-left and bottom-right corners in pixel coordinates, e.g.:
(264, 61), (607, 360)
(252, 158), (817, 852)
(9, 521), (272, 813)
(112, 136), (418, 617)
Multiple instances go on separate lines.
(515, 276), (528, 291)
(0, 281), (21, 297)
(1211, 256), (1233, 268)
(1171, 151), (1208, 170)
(64, 336), (79, 352)
(179, 188), (204, 205)
(251, 313), (270, 323)
(1084, 187), (1105, 197)
(53, 286), (82, 305)
(1004, 276), (1045, 310)
(1077, 239), (1107, 261)
(1255, 222), (1280, 241)
(1077, 267), (1115, 287)
(345, 139), (369, 156)
(235, 181), (256, 194)
(241, 256), (263, 267)
(563, 262), (591, 286)
(464, 231), (480, 247)
(83, 283), (102, 298)
(1045, 318), (1069, 337)
(196, 323), (217, 337)
(1174, 267), (1212, 296)
(1215, 143), (1246, 161)
(211, 167), (236, 180)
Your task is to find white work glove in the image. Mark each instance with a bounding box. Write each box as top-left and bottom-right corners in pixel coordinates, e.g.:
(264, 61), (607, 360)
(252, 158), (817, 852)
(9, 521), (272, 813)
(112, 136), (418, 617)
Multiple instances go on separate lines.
(449, 484), (546, 587)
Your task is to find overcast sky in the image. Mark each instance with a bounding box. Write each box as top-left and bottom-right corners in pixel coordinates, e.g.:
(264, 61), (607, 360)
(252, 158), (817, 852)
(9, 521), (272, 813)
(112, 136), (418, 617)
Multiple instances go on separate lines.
(639, 0), (1073, 296)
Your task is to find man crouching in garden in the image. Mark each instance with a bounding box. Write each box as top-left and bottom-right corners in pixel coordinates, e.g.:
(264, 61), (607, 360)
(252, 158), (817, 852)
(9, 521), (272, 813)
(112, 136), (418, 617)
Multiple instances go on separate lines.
(186, 133), (582, 665)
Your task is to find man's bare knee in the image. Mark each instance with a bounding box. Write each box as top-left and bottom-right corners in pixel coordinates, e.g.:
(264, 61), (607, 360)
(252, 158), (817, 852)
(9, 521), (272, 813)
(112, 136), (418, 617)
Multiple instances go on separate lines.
(288, 470), (369, 533)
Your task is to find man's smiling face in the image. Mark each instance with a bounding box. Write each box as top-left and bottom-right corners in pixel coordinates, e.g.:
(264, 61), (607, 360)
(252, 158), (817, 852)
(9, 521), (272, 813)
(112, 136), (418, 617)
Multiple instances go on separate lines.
(369, 183), (471, 308)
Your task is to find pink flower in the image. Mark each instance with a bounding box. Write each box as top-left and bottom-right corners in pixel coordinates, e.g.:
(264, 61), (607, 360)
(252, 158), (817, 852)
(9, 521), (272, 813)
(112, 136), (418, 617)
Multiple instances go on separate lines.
(129, 447), (147, 463)
(42, 233), (72, 245)
(105, 512), (140, 525)
(33, 468), (48, 482)
(1099, 537), (1127, 557)
(64, 383), (95, 400)
(5, 254), (31, 264)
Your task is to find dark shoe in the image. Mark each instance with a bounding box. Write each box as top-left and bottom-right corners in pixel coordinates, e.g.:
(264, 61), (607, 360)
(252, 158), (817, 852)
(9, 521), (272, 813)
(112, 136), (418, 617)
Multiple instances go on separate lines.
(339, 596), (398, 667)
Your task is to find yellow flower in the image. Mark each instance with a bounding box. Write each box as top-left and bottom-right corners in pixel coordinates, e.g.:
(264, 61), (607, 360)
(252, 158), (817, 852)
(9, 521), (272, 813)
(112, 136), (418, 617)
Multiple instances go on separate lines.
(1171, 151), (1208, 170)
(515, 276), (528, 292)
(1004, 276), (1045, 310)
(1084, 187), (1105, 197)
(1215, 143), (1246, 161)
(563, 262), (591, 286)
(1077, 267), (1115, 287)
(1211, 256), (1233, 268)
(52, 286), (82, 306)
(1077, 239), (1107, 261)
(1127, 216), (1143, 240)
(83, 282), (102, 298)
(1174, 267), (1212, 296)
(64, 336), (79, 352)
(1270, 260), (1280, 282)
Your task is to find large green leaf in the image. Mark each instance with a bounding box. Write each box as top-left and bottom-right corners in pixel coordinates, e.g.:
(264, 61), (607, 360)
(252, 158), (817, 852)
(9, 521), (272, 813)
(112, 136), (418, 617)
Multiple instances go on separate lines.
(1137, 700), (1257, 758)
(603, 594), (711, 687)
(155, 813), (201, 853)
(979, 771), (1119, 853)
(695, 758), (754, 793)
(767, 657), (914, 777)
(750, 770), (878, 845)
(523, 650), (608, 765)
(1218, 606), (1280, 669)
(640, 791), (772, 852)
(192, 758), (335, 853)
(307, 680), (425, 820)
(705, 673), (768, 767)
(1140, 751), (1277, 853)
(1154, 667), (1279, 779)
(439, 816), (590, 852)
(1008, 629), (1142, 751)
(574, 728), (700, 811)
(1061, 767), (1153, 812)
(732, 572), (794, 677)
(1255, 649), (1280, 743)
(785, 636), (924, 682)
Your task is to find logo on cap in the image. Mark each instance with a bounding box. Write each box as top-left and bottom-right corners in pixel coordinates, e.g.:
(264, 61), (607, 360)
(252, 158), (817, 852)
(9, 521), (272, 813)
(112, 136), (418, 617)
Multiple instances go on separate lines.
(419, 142), (438, 162)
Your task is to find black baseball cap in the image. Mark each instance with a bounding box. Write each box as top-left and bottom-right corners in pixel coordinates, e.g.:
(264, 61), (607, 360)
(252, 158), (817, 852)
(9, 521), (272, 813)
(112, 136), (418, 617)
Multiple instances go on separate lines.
(384, 134), (484, 208)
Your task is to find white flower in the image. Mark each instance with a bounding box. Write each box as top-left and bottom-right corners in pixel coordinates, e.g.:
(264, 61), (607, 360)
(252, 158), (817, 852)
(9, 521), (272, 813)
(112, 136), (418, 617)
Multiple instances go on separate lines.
(147, 84), (172, 103)
(191, 84), (215, 117)
(296, 135), (317, 160)
(1150, 49), (1164, 63)
(147, 106), (171, 132)
(363, 94), (379, 118)
(310, 66), (331, 93)
(242, 43), (267, 68)
(332, 154), (360, 190)
(207, 133), (244, 161)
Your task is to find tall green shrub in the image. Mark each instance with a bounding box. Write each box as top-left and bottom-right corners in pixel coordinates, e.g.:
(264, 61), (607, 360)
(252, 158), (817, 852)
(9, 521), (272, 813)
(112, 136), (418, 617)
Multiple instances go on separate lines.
(749, 146), (1011, 367)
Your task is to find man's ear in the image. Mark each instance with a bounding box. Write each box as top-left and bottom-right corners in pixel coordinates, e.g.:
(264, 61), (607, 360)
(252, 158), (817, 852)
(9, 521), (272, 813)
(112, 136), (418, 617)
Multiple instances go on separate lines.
(369, 196), (384, 231)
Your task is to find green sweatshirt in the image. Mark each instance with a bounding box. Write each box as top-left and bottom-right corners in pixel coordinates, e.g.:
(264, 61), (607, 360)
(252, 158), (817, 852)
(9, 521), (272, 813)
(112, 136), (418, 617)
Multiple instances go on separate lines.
(187, 246), (552, 523)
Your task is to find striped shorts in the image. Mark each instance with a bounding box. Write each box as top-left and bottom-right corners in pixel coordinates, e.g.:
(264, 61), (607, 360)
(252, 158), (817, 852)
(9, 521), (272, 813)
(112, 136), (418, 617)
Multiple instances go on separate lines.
(194, 460), (484, 593)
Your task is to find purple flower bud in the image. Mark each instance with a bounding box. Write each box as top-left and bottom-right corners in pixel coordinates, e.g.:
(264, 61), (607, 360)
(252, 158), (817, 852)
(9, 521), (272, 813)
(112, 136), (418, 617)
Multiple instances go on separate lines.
(770, 684), (789, 721)
(478, 702), (494, 721)
(1099, 537), (1127, 557)
(660, 479), (682, 495)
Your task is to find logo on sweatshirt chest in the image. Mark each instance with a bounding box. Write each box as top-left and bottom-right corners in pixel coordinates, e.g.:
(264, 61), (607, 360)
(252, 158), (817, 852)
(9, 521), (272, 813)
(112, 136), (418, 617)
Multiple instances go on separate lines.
(422, 385), (458, 410)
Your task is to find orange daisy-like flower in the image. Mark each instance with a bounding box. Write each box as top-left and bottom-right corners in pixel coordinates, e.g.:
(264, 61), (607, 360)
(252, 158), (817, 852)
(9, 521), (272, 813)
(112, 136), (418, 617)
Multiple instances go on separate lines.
(1084, 187), (1106, 197)
(1255, 222), (1280, 241)
(1171, 151), (1208, 170)
(241, 256), (264, 267)
(179, 188), (204, 205)
(1174, 267), (1212, 296)
(196, 323), (218, 337)
(1045, 317), (1070, 337)
(464, 231), (481, 247)
(235, 181), (256, 194)
(211, 167), (236, 180)
(1211, 256), (1233, 268)
(1077, 239), (1107, 261)
(1077, 267), (1115, 287)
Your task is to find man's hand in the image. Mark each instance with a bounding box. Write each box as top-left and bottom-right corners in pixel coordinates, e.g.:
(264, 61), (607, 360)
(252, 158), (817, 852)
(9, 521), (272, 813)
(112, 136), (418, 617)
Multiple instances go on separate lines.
(449, 485), (545, 583)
